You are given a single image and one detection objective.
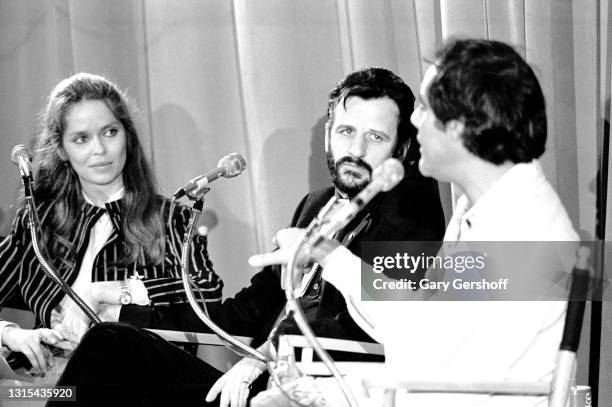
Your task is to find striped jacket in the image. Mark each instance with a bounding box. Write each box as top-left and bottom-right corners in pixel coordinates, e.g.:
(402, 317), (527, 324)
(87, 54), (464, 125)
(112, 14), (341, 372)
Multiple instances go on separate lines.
(0, 197), (223, 328)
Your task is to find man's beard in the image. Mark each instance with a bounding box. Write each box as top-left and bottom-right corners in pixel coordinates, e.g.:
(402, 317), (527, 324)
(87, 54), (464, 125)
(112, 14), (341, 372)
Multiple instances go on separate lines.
(326, 151), (373, 198)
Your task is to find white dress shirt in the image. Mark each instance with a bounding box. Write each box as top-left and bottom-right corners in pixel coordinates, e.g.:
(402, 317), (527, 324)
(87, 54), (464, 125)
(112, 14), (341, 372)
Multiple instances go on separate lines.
(322, 160), (579, 406)
(49, 189), (148, 343)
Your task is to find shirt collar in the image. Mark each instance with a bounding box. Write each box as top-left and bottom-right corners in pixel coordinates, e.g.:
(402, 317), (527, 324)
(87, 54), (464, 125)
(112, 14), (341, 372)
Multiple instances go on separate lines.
(333, 188), (349, 202)
(82, 188), (125, 231)
(82, 187), (125, 207)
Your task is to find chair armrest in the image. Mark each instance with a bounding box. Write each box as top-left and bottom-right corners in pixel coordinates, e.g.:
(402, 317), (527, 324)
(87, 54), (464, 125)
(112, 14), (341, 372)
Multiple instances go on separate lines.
(363, 375), (551, 395)
(281, 334), (383, 363)
(290, 360), (551, 407)
(281, 336), (557, 405)
(146, 328), (252, 347)
(295, 361), (386, 376)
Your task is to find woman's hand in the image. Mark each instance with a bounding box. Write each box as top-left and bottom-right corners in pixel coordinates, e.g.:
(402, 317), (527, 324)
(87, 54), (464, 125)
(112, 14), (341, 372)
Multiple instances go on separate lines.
(56, 284), (104, 344)
(205, 356), (266, 407)
(56, 281), (128, 344)
(1, 326), (64, 371)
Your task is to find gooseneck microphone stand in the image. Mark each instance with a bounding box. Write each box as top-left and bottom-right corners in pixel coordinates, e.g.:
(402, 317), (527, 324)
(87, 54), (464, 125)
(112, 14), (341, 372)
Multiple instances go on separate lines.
(176, 190), (267, 362)
(177, 189), (350, 406)
(20, 173), (101, 325)
(279, 216), (360, 407)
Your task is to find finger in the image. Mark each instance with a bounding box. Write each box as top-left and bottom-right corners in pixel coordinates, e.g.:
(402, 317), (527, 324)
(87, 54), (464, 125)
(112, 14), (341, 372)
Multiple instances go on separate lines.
(21, 348), (43, 372)
(35, 343), (52, 371)
(41, 346), (55, 368)
(46, 354), (56, 368)
(281, 263), (311, 290)
(219, 384), (232, 407)
(62, 331), (78, 346)
(23, 342), (47, 371)
(275, 228), (305, 248)
(29, 336), (49, 371)
(205, 376), (225, 402)
(230, 384), (240, 407)
(38, 329), (63, 345)
(55, 340), (76, 351)
(239, 383), (250, 407)
(231, 382), (247, 407)
(292, 267), (306, 289)
(280, 265), (287, 290)
(248, 250), (290, 268)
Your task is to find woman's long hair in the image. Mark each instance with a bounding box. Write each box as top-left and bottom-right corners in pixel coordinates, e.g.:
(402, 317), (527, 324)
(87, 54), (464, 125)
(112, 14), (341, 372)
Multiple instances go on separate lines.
(34, 72), (164, 267)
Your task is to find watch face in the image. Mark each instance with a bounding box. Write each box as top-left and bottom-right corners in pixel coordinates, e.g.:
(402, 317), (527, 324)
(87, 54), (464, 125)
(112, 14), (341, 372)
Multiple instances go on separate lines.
(120, 294), (131, 305)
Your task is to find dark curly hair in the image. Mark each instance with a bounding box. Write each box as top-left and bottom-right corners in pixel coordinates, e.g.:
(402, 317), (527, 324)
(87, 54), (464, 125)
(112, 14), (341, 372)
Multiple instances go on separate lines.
(327, 67), (419, 166)
(428, 38), (547, 164)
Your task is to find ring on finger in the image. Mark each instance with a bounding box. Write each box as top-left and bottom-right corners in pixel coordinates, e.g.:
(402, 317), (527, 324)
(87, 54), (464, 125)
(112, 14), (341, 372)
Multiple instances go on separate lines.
(241, 380), (252, 390)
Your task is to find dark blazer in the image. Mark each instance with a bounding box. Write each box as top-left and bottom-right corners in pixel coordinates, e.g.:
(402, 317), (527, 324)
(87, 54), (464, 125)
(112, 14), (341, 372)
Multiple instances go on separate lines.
(205, 169), (445, 347)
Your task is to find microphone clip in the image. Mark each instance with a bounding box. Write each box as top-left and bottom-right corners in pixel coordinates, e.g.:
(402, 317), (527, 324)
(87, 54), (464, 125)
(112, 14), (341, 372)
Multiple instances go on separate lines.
(184, 186), (210, 201)
(21, 174), (34, 198)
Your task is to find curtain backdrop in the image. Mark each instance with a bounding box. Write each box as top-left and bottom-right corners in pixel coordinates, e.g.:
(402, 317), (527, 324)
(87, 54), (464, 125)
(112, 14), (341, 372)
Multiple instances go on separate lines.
(1, 0), (609, 399)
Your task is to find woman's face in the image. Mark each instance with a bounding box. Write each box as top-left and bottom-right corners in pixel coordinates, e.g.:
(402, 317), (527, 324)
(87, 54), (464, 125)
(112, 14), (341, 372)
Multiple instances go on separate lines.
(60, 99), (127, 198)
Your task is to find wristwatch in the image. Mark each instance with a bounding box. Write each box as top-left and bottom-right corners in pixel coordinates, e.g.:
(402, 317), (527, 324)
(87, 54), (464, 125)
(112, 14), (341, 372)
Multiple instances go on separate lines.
(119, 280), (132, 305)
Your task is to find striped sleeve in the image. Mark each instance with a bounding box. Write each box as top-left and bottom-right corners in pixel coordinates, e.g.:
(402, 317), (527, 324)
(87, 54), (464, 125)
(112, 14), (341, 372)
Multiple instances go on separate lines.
(0, 209), (27, 310)
(140, 202), (223, 305)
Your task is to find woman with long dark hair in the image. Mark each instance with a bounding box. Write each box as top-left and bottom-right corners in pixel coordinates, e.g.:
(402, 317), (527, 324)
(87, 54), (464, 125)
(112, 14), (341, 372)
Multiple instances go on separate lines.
(0, 73), (222, 372)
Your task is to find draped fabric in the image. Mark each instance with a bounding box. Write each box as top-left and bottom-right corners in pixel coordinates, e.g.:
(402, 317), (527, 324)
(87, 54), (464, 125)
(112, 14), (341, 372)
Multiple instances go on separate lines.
(0, 0), (610, 399)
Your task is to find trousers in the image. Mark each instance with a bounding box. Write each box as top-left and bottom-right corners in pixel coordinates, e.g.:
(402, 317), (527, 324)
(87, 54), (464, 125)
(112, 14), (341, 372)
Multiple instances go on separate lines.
(46, 322), (268, 407)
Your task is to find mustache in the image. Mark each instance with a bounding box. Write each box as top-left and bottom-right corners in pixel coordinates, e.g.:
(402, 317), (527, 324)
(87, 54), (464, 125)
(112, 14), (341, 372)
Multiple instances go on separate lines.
(335, 156), (373, 174)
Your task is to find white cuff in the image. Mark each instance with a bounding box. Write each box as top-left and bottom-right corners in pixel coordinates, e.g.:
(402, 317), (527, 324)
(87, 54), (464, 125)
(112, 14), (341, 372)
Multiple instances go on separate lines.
(127, 278), (150, 305)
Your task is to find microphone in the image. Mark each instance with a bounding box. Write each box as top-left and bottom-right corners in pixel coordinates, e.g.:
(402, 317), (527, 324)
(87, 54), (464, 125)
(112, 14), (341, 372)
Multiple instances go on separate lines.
(11, 144), (32, 178)
(319, 158), (404, 236)
(174, 153), (247, 198)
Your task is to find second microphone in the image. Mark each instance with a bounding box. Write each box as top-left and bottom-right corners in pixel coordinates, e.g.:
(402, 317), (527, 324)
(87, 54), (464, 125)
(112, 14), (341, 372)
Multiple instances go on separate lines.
(173, 153), (247, 199)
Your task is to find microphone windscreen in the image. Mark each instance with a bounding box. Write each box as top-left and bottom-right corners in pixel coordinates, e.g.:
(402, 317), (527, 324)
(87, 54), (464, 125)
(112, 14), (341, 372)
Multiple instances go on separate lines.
(218, 153), (247, 178)
(11, 144), (32, 165)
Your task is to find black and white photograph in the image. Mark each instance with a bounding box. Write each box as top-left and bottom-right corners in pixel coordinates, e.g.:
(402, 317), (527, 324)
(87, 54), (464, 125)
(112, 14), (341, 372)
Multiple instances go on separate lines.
(0, 1), (609, 406)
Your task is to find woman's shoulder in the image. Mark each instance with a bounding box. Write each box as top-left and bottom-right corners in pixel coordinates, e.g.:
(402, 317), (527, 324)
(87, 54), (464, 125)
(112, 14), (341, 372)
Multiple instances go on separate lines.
(12, 197), (56, 219)
(3, 197), (56, 238)
(156, 195), (194, 223)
